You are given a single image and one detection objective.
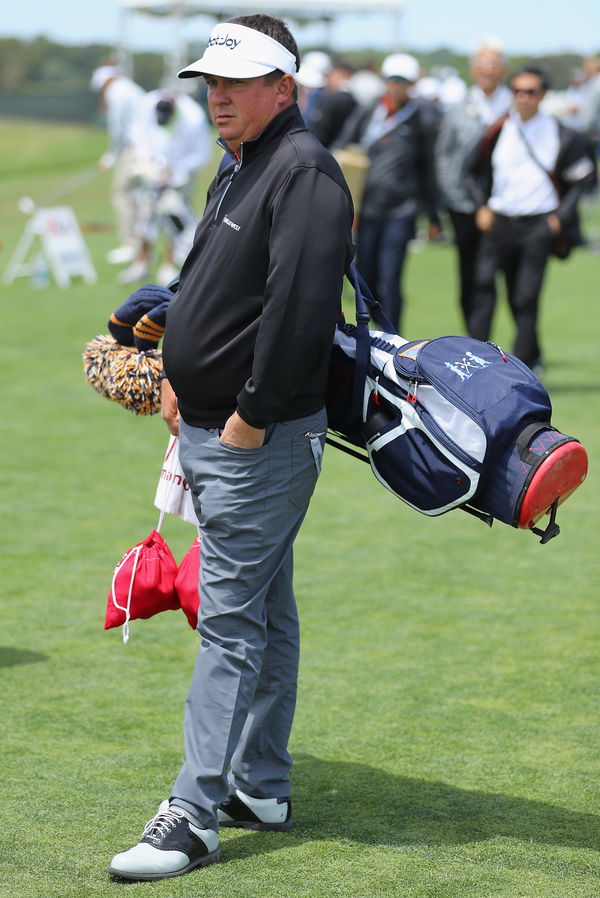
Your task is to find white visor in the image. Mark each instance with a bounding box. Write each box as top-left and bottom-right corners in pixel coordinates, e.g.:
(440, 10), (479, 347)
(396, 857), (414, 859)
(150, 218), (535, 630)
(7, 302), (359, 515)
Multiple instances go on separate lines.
(178, 23), (297, 80)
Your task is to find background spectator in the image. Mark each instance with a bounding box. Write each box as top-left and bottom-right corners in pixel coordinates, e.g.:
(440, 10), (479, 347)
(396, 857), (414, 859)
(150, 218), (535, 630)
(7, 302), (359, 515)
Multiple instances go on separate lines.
(562, 67), (589, 130)
(435, 38), (512, 329)
(464, 65), (596, 373)
(339, 52), (440, 332)
(306, 60), (358, 149)
(581, 55), (600, 150)
(296, 50), (332, 127)
(118, 89), (212, 285)
(89, 63), (145, 266)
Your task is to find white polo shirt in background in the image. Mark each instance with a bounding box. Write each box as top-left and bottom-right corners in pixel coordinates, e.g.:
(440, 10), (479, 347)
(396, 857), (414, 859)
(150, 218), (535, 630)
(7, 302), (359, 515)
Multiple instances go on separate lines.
(130, 91), (212, 188)
(104, 76), (146, 156)
(489, 111), (560, 216)
(467, 83), (513, 126)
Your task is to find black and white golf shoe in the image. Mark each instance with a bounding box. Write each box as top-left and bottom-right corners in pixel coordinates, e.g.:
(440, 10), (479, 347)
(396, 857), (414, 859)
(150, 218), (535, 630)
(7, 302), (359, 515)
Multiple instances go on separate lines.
(218, 788), (293, 831)
(108, 802), (220, 881)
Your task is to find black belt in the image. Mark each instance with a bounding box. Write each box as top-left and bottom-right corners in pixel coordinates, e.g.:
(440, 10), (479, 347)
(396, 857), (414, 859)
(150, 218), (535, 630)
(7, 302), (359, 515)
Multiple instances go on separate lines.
(495, 212), (550, 222)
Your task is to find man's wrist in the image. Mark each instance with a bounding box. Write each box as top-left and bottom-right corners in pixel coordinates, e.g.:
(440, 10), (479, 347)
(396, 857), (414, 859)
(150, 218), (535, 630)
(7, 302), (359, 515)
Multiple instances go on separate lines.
(235, 405), (266, 430)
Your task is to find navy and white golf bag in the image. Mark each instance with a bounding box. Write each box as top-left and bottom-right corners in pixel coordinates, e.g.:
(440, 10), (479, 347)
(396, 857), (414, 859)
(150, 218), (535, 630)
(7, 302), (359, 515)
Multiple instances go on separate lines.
(325, 266), (588, 543)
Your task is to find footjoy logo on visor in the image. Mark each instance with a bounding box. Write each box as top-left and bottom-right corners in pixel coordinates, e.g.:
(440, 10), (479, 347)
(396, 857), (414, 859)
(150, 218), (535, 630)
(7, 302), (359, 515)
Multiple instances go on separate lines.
(207, 33), (241, 50)
(445, 351), (491, 381)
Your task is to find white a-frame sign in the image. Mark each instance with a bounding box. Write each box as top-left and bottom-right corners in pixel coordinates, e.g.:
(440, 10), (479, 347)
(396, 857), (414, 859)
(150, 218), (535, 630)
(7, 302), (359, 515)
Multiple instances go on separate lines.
(2, 206), (97, 288)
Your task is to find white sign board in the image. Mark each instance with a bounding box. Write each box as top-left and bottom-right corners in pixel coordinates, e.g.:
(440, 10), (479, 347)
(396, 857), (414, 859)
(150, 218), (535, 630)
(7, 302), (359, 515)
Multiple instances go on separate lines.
(2, 206), (97, 288)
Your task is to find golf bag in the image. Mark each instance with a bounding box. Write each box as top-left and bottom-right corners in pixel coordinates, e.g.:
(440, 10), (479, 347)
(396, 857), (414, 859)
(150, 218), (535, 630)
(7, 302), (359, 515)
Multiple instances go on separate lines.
(325, 267), (588, 543)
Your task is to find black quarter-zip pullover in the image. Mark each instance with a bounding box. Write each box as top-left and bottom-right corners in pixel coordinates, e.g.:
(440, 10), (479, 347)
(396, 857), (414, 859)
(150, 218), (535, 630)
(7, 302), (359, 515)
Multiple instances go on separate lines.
(162, 104), (354, 429)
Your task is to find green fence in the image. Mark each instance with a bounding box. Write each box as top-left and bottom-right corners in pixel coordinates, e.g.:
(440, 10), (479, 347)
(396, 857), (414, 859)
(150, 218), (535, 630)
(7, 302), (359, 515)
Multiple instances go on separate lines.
(0, 91), (100, 123)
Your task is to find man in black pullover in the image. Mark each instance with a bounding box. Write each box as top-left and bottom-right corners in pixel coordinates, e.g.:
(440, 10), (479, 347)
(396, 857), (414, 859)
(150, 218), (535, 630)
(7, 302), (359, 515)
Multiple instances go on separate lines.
(109, 14), (354, 882)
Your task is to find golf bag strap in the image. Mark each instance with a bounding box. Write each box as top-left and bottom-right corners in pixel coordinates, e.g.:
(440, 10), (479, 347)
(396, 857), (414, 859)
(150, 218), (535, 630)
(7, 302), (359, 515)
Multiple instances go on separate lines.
(345, 264), (397, 418)
(517, 422), (555, 465)
(345, 264), (396, 333)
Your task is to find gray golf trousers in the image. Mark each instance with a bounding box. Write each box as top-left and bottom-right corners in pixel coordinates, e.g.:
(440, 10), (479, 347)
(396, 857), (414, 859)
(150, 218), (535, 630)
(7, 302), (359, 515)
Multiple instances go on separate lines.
(170, 409), (327, 830)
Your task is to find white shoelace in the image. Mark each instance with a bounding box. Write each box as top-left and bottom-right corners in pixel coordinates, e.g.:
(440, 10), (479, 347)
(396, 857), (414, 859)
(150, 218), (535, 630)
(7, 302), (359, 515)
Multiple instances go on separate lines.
(143, 806), (186, 843)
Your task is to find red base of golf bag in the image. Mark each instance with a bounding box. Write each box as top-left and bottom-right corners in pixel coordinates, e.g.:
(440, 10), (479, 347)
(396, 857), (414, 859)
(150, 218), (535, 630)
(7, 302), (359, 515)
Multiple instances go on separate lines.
(474, 423), (588, 541)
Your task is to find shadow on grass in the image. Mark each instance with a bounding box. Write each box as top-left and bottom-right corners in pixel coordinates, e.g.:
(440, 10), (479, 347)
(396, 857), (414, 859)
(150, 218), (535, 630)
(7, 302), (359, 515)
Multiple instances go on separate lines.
(0, 646), (49, 668)
(538, 357), (600, 394)
(220, 753), (600, 861)
(542, 383), (600, 394)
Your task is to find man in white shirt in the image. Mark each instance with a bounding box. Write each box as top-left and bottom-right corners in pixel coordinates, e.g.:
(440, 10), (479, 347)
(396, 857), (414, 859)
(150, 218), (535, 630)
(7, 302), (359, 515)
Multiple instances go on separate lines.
(435, 39), (512, 329)
(90, 64), (146, 265)
(465, 65), (595, 372)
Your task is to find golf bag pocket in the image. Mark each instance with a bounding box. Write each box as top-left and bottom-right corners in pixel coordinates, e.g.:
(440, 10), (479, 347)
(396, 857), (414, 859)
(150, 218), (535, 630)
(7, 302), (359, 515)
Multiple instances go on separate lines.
(361, 390), (480, 514)
(392, 337), (552, 446)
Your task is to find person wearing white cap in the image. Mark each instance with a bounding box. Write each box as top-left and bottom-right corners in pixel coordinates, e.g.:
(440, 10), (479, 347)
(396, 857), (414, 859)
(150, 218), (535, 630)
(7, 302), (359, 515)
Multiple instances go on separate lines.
(108, 13), (354, 883)
(338, 52), (440, 332)
(89, 63), (145, 265)
(307, 60), (358, 149)
(296, 49), (332, 127)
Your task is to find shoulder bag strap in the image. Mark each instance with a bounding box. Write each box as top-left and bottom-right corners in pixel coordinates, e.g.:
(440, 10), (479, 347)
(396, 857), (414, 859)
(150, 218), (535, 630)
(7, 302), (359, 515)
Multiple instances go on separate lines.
(516, 122), (561, 195)
(345, 264), (397, 418)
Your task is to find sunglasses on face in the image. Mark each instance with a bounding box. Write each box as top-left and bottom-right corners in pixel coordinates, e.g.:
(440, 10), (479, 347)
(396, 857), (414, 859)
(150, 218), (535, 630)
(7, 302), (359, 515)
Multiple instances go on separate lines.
(511, 87), (542, 96)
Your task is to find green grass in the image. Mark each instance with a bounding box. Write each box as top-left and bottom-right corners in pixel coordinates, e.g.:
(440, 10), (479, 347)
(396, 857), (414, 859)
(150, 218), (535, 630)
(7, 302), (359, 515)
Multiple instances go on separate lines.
(1, 117), (599, 898)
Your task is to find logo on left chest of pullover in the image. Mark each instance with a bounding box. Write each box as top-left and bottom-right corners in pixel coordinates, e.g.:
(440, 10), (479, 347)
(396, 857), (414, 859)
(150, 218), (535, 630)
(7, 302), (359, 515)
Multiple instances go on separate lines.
(223, 215), (241, 232)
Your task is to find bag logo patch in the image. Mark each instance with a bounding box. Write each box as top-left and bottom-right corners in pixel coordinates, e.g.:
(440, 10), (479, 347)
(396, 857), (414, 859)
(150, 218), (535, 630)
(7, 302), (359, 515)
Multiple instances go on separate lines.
(444, 351), (492, 381)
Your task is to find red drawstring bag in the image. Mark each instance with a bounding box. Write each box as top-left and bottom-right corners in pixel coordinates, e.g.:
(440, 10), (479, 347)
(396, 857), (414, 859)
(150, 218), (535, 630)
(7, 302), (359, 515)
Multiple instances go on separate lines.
(175, 536), (201, 630)
(105, 529), (179, 642)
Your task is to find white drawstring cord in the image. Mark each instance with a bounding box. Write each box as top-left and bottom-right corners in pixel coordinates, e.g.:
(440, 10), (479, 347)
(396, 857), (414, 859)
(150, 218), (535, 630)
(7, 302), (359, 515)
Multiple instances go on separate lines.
(111, 436), (182, 643)
(110, 543), (143, 643)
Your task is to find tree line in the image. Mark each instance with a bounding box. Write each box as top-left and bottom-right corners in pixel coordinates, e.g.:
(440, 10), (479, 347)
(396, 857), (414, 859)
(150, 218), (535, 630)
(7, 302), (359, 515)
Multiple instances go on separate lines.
(0, 35), (595, 98)
(0, 37), (164, 95)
